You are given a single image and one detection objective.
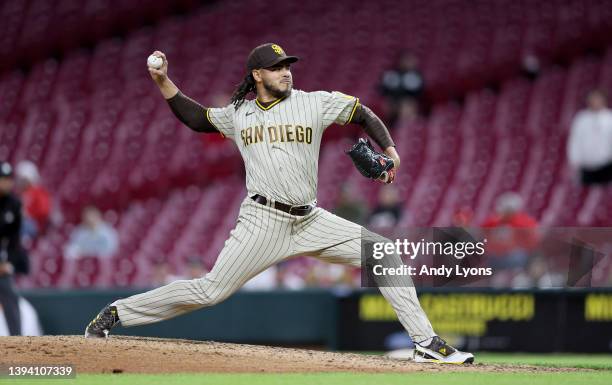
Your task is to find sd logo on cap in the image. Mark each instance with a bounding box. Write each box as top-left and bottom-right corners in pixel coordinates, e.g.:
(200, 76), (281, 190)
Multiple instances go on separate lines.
(247, 43), (299, 71)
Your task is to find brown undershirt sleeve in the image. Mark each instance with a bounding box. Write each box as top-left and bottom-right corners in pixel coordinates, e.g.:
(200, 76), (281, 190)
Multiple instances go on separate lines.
(349, 104), (395, 149)
(166, 91), (218, 133)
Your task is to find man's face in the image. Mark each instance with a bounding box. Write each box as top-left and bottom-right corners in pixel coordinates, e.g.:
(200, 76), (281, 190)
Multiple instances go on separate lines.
(0, 177), (14, 195)
(587, 93), (607, 111)
(82, 207), (101, 228)
(256, 63), (293, 99)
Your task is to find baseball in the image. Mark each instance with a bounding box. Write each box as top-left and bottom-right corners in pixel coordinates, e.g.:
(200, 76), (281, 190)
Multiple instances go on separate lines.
(147, 54), (163, 69)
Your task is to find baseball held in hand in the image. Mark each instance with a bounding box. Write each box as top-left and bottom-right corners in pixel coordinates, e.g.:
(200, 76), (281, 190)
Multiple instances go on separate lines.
(147, 55), (163, 69)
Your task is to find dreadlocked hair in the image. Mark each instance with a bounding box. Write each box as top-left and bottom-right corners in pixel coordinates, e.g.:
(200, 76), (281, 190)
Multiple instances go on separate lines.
(231, 74), (256, 109)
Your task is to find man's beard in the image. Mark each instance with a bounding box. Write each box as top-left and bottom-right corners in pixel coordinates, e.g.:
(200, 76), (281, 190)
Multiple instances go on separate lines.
(263, 79), (292, 99)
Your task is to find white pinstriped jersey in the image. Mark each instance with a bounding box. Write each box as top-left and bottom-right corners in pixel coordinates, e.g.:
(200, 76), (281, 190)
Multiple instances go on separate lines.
(114, 90), (437, 344)
(206, 89), (359, 206)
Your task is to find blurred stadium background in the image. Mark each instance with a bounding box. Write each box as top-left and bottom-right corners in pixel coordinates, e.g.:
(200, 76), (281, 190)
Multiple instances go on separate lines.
(1, 0), (612, 354)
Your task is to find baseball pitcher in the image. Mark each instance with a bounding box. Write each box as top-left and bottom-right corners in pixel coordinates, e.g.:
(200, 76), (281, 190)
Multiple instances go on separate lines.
(84, 43), (474, 364)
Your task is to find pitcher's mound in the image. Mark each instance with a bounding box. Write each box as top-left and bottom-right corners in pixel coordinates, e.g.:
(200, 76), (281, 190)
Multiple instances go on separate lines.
(0, 336), (571, 373)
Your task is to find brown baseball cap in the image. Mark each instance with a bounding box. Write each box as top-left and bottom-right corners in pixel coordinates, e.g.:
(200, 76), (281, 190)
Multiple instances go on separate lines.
(247, 43), (299, 71)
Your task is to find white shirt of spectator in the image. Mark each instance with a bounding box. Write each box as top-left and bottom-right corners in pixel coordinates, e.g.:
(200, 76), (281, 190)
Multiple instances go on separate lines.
(64, 223), (119, 260)
(567, 108), (612, 169)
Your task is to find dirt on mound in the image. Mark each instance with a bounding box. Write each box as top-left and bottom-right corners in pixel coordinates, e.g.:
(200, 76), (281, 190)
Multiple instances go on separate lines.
(0, 336), (580, 374)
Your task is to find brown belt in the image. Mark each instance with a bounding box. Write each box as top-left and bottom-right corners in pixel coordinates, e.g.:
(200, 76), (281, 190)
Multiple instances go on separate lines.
(251, 194), (314, 216)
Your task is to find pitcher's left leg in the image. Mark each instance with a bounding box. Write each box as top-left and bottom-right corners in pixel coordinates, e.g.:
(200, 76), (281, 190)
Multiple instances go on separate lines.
(293, 208), (435, 341)
(293, 208), (474, 363)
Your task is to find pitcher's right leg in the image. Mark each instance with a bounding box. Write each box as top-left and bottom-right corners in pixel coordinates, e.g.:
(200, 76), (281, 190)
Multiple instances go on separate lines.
(85, 198), (292, 337)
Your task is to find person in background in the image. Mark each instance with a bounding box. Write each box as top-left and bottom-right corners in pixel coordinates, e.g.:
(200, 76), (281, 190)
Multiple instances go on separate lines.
(368, 185), (403, 228)
(482, 192), (539, 287)
(15, 160), (52, 241)
(333, 183), (368, 226)
(0, 162), (29, 336)
(520, 52), (541, 81)
(380, 51), (425, 101)
(150, 257), (184, 286)
(567, 89), (612, 186)
(482, 192), (538, 229)
(379, 51), (425, 127)
(309, 261), (357, 289)
(511, 255), (565, 289)
(452, 207), (474, 227)
(394, 99), (420, 128)
(64, 206), (118, 260)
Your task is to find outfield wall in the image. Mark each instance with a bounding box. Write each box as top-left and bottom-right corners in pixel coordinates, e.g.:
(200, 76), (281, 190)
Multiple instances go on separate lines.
(21, 288), (612, 352)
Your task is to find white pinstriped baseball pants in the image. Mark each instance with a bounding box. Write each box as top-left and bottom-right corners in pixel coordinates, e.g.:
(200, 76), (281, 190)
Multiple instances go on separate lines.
(114, 197), (435, 342)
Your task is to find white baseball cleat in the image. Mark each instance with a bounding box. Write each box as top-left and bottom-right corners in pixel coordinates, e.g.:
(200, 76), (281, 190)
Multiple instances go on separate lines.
(414, 336), (474, 364)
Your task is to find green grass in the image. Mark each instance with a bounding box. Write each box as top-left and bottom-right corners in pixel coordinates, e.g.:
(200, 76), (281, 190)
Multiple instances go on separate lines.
(2, 354), (610, 385)
(476, 353), (612, 370)
(363, 351), (612, 370)
(62, 372), (612, 385)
